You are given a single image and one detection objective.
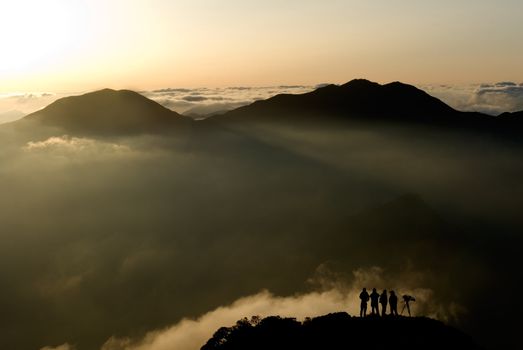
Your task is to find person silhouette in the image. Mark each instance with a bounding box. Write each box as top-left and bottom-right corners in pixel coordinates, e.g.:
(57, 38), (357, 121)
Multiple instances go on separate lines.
(359, 288), (370, 317)
(389, 290), (398, 316)
(379, 289), (388, 317)
(370, 288), (380, 315)
(401, 294), (415, 316)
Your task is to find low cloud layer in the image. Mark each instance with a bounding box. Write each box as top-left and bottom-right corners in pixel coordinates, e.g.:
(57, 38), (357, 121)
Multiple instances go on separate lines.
(24, 135), (130, 154)
(1, 82), (522, 124)
(1, 115), (522, 349)
(142, 85), (314, 117)
(40, 344), (75, 350)
(0, 92), (67, 123)
(0, 86), (315, 123)
(98, 266), (445, 350)
(421, 82), (523, 115)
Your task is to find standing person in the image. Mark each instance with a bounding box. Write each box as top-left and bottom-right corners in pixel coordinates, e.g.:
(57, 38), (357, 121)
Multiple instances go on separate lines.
(370, 288), (380, 315)
(359, 288), (370, 317)
(379, 289), (388, 317)
(389, 290), (398, 316)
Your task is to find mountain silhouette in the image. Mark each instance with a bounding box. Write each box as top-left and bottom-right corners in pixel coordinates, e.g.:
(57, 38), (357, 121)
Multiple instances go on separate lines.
(502, 110), (523, 116)
(201, 313), (481, 350)
(499, 110), (523, 122)
(9, 80), (523, 137)
(21, 88), (192, 136)
(215, 79), (483, 123)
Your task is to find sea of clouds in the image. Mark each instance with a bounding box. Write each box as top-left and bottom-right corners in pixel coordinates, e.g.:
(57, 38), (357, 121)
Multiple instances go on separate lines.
(142, 85), (315, 117)
(40, 265), (447, 350)
(2, 107), (521, 349)
(2, 82), (523, 124)
(421, 82), (523, 115)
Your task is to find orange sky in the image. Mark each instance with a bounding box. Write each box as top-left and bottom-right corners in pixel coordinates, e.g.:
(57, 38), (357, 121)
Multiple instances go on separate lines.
(1, 0), (522, 92)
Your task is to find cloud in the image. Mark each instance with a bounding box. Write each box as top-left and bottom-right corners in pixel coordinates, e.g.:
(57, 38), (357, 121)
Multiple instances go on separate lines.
(183, 102), (248, 117)
(0, 85), (311, 120)
(2, 82), (522, 121)
(100, 266), (453, 350)
(471, 82), (523, 115)
(315, 83), (331, 89)
(0, 102), (521, 349)
(182, 95), (207, 102)
(420, 82), (523, 115)
(24, 136), (130, 154)
(101, 290), (348, 350)
(0, 91), (65, 117)
(143, 85), (314, 117)
(494, 82), (517, 87)
(40, 344), (75, 350)
(151, 88), (192, 94)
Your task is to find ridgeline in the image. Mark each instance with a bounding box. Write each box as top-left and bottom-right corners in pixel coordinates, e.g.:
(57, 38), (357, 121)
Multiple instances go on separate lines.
(202, 313), (481, 350)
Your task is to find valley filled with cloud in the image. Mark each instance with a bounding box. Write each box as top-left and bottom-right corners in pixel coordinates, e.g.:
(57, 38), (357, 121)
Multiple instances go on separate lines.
(1, 105), (521, 349)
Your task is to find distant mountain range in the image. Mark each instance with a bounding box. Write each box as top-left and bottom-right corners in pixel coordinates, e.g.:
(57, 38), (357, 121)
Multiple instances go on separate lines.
(9, 79), (522, 136)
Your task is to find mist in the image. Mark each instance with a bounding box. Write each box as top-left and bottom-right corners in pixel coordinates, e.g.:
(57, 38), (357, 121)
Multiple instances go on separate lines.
(100, 266), (441, 350)
(0, 117), (521, 349)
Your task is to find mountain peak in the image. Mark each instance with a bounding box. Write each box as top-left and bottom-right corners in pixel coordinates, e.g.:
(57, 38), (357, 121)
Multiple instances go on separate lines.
(22, 89), (190, 136)
(217, 78), (459, 123)
(340, 78), (381, 89)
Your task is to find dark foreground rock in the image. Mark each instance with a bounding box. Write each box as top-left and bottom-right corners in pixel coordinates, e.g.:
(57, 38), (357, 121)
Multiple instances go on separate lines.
(202, 312), (482, 350)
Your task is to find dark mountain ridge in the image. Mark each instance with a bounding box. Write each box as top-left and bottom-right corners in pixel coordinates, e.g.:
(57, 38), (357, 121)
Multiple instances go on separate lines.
(498, 110), (523, 120)
(9, 80), (523, 136)
(201, 313), (482, 350)
(215, 79), (485, 123)
(21, 88), (192, 135)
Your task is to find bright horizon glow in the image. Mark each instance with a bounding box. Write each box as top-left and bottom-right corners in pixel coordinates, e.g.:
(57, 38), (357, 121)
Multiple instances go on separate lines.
(1, 0), (523, 92)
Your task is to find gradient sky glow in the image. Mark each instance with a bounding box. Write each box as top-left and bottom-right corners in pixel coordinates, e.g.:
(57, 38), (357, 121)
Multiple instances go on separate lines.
(1, 0), (522, 91)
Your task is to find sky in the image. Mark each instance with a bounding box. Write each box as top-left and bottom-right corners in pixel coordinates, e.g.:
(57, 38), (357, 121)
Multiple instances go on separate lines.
(1, 0), (523, 92)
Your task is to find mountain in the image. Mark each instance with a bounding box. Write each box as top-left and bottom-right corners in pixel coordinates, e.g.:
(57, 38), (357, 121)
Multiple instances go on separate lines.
(20, 88), (192, 135)
(498, 110), (523, 125)
(8, 80), (522, 136)
(208, 79), (519, 136)
(499, 110), (523, 117)
(214, 79), (480, 123)
(201, 313), (481, 350)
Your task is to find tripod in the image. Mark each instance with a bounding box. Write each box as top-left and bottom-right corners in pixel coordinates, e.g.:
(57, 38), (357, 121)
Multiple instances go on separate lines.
(401, 301), (411, 316)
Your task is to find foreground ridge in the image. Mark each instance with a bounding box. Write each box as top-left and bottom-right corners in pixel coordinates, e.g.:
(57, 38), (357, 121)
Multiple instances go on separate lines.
(202, 312), (482, 350)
